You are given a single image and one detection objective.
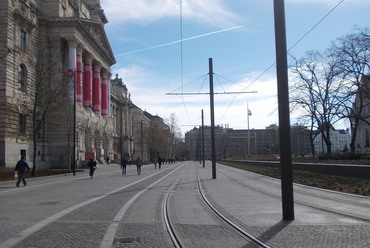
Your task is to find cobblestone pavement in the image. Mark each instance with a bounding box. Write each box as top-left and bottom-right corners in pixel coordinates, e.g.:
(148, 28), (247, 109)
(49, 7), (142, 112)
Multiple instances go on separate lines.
(1, 161), (369, 247)
(198, 162), (370, 248)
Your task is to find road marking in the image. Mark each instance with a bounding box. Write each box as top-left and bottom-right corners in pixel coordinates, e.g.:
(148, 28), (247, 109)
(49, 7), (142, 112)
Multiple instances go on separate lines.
(99, 163), (185, 248)
(0, 169), (120, 195)
(0, 166), (176, 248)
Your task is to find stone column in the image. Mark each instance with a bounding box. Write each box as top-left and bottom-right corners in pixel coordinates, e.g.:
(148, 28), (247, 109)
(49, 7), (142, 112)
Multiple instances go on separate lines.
(92, 63), (101, 113)
(67, 39), (77, 99)
(76, 45), (83, 104)
(83, 54), (92, 109)
(101, 70), (108, 116)
(49, 37), (62, 89)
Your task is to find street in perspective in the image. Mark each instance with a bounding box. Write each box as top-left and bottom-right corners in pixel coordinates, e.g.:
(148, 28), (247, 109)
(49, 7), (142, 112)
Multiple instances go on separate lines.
(1, 1), (369, 247)
(1, 161), (369, 248)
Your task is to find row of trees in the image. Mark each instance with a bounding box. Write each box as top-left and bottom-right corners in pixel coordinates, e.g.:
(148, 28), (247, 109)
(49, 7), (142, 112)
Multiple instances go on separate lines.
(290, 27), (370, 154)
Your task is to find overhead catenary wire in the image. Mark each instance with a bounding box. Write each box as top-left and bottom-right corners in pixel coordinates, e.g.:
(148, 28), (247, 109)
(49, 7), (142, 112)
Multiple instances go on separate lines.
(217, 0), (345, 124)
(179, 0), (192, 125)
(167, 0), (345, 128)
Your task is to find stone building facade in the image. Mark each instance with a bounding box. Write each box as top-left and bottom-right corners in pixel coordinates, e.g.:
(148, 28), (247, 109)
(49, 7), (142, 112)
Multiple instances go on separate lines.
(185, 125), (312, 160)
(110, 74), (134, 162)
(0, 0), (120, 169)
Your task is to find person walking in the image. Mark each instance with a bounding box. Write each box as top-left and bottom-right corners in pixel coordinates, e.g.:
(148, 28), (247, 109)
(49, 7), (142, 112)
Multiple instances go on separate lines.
(15, 156), (30, 187)
(154, 157), (157, 169)
(121, 155), (129, 175)
(158, 156), (162, 169)
(87, 159), (97, 179)
(136, 156), (142, 175)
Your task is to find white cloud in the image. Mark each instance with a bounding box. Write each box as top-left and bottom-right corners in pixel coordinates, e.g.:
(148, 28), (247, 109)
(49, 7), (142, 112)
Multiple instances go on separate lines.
(100, 0), (241, 27)
(113, 64), (280, 135)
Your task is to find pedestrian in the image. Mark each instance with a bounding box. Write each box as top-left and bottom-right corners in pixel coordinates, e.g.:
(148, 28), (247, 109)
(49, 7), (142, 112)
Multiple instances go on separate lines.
(87, 159), (97, 179)
(136, 156), (142, 175)
(106, 156), (110, 164)
(158, 156), (162, 169)
(121, 155), (129, 175)
(15, 156), (30, 187)
(154, 157), (157, 169)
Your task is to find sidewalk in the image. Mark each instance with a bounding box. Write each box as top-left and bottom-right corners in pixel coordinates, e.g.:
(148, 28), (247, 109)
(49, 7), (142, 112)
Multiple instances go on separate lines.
(196, 161), (370, 248)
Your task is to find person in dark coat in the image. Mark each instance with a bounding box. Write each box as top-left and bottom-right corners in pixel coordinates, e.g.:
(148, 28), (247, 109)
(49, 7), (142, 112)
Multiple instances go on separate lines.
(136, 156), (142, 175)
(15, 156), (30, 187)
(87, 159), (97, 179)
(158, 156), (162, 169)
(121, 156), (129, 175)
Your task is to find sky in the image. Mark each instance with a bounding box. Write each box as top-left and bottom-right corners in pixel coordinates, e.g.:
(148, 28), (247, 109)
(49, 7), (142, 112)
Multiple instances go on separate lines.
(99, 0), (370, 136)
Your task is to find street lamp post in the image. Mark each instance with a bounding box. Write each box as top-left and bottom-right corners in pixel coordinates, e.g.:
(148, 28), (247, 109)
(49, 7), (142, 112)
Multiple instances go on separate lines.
(141, 119), (143, 160)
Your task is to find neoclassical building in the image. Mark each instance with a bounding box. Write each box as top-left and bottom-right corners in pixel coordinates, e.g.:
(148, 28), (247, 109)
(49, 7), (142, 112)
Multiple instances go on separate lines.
(0, 0), (132, 169)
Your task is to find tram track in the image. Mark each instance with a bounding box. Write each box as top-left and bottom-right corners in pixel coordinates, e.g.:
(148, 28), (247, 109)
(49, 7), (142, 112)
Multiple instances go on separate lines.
(163, 164), (271, 248)
(219, 166), (370, 222)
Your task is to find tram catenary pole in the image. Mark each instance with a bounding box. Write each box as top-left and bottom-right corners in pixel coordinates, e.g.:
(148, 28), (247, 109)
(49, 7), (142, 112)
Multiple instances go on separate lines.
(201, 109), (205, 168)
(166, 59), (256, 179)
(273, 0), (295, 221)
(209, 58), (216, 179)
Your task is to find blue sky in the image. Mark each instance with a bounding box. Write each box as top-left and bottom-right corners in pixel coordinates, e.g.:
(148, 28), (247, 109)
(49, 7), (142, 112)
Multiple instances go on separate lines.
(100, 0), (370, 135)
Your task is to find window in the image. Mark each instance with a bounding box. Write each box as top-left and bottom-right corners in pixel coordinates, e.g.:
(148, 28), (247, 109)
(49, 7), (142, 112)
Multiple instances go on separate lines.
(19, 114), (26, 135)
(19, 30), (26, 49)
(18, 64), (27, 91)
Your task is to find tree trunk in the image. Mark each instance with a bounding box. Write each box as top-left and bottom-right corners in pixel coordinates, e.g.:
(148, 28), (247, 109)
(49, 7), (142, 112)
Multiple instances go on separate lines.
(350, 118), (359, 152)
(32, 133), (37, 176)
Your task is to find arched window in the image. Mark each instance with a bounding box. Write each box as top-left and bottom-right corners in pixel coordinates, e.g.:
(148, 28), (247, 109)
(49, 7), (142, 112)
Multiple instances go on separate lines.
(18, 64), (27, 91)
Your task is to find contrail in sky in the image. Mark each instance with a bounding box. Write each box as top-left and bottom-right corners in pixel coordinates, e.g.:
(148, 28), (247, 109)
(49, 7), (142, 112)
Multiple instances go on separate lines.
(117, 25), (245, 57)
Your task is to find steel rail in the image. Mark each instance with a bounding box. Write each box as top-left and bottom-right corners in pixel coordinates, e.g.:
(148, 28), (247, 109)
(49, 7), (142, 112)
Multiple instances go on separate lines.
(163, 175), (183, 248)
(195, 167), (272, 248)
(219, 167), (370, 222)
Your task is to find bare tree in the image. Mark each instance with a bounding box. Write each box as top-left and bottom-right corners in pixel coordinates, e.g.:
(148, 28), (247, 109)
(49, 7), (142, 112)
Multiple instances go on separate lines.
(165, 113), (182, 160)
(332, 27), (370, 152)
(29, 43), (66, 175)
(290, 50), (346, 153)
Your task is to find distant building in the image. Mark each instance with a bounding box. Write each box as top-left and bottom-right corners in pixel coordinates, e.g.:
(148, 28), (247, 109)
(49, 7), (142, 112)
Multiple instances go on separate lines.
(185, 124), (311, 160)
(131, 106), (171, 162)
(0, 0), (169, 169)
(110, 75), (133, 161)
(185, 126), (227, 160)
(131, 105), (150, 162)
(313, 128), (351, 154)
(143, 111), (171, 161)
(0, 0), (116, 168)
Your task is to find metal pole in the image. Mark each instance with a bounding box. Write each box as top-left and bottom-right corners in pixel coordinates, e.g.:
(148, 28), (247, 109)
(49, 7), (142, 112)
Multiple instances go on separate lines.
(202, 109), (205, 168)
(247, 102), (250, 157)
(141, 120), (143, 160)
(273, 0), (295, 221)
(198, 127), (201, 164)
(73, 73), (76, 176)
(209, 58), (216, 179)
(121, 106), (124, 159)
